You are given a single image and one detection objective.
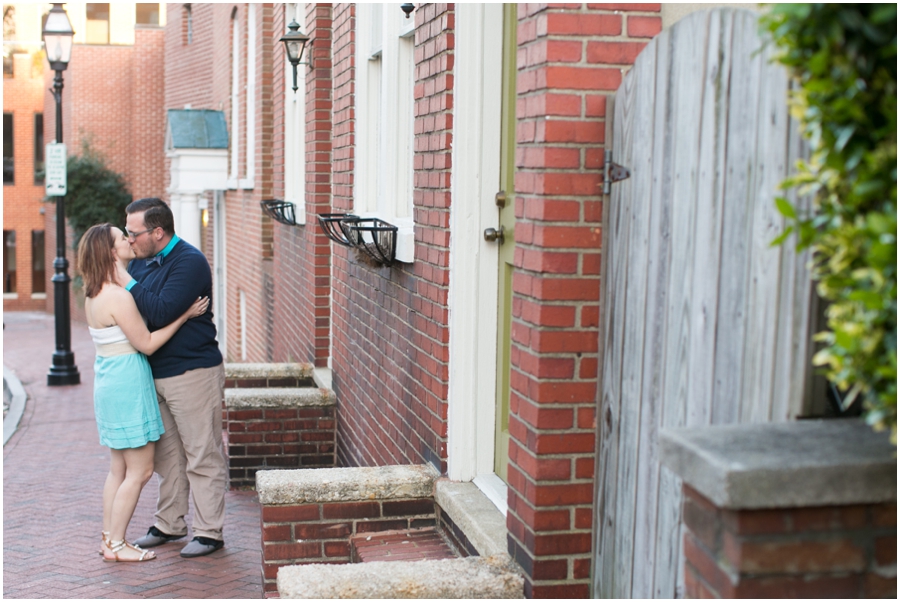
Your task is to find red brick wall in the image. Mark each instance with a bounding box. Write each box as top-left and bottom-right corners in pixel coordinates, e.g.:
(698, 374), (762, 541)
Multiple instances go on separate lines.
(130, 27), (166, 200)
(507, 4), (660, 598)
(3, 52), (48, 312)
(682, 486), (897, 598)
(329, 3), (452, 473)
(62, 45), (133, 187)
(271, 3), (334, 368)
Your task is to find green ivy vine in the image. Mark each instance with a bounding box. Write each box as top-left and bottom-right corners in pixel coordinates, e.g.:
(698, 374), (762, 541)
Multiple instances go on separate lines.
(762, 4), (897, 442)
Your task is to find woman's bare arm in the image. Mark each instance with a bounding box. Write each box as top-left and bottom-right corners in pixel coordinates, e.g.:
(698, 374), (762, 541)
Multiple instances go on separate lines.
(112, 288), (209, 355)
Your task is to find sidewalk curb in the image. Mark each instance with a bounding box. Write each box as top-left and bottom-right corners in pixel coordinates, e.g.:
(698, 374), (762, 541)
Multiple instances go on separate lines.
(3, 365), (27, 446)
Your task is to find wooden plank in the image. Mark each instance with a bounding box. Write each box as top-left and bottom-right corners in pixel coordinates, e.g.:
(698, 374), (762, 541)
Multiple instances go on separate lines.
(629, 25), (672, 599)
(711, 9), (762, 425)
(612, 31), (653, 597)
(654, 9), (710, 598)
(595, 88), (631, 598)
(685, 8), (732, 429)
(740, 20), (790, 424)
(772, 77), (816, 421)
(769, 62), (803, 422)
(789, 113), (818, 418)
(591, 88), (616, 602)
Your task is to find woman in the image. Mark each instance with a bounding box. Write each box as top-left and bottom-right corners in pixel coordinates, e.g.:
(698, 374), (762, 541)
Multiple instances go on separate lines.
(77, 223), (208, 562)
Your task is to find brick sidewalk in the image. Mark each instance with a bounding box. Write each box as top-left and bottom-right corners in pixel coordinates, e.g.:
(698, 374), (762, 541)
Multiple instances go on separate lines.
(3, 312), (263, 599)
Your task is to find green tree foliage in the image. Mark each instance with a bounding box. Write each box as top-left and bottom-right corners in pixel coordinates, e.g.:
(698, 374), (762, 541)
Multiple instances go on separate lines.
(63, 142), (132, 246)
(762, 4), (897, 441)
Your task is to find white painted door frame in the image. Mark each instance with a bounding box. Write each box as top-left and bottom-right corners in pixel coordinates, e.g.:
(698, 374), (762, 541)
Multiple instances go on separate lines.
(213, 190), (228, 358)
(447, 3), (504, 507)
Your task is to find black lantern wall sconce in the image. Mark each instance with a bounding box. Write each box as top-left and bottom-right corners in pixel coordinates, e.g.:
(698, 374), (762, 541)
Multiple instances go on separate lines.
(280, 19), (311, 93)
(401, 4), (415, 18)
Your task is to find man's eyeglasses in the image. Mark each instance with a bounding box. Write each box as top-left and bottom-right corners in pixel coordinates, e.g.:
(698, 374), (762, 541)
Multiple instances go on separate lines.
(125, 227), (155, 240)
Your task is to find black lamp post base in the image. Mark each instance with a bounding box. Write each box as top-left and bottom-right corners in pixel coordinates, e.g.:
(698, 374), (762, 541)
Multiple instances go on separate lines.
(48, 352), (80, 386)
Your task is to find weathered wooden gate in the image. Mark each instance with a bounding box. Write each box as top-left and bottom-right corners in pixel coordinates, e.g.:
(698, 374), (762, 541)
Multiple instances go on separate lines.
(593, 8), (817, 598)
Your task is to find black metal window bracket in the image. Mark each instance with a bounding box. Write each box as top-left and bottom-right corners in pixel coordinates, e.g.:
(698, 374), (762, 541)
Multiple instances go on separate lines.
(316, 213), (397, 267)
(260, 199), (298, 226)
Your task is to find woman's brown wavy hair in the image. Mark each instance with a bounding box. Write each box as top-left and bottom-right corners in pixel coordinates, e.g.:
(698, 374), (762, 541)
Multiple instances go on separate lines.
(77, 223), (116, 298)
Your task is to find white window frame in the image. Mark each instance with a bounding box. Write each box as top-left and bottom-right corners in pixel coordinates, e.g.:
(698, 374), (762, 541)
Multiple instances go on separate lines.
(228, 11), (240, 189)
(284, 3), (306, 224)
(240, 4), (256, 189)
(354, 3), (415, 263)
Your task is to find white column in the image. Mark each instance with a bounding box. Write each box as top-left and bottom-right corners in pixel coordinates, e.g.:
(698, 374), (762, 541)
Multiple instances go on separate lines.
(169, 193), (182, 239)
(176, 192), (202, 250)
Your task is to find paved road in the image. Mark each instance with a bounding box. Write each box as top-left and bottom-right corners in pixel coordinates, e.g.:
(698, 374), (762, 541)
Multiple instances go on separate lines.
(3, 312), (263, 599)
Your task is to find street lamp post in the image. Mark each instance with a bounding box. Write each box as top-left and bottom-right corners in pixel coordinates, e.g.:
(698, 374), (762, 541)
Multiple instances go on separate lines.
(43, 3), (79, 386)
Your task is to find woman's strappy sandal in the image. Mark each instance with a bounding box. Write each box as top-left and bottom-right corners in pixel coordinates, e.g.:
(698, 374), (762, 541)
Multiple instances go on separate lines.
(99, 531), (111, 556)
(103, 539), (156, 562)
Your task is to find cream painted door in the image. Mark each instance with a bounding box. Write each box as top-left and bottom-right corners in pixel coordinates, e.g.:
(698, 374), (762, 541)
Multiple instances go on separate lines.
(493, 3), (517, 482)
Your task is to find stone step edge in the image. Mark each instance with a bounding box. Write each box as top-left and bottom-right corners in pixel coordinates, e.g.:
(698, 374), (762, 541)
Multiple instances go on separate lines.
(257, 464), (439, 505)
(225, 362), (315, 380)
(225, 387), (335, 409)
(277, 554), (524, 599)
(435, 480), (508, 558)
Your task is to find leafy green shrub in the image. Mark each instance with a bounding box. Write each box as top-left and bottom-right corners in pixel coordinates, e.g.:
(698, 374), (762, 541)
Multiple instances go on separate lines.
(63, 141), (132, 246)
(762, 4), (897, 442)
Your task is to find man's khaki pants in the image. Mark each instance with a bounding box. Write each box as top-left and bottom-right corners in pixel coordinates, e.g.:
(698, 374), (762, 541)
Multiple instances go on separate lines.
(152, 363), (226, 541)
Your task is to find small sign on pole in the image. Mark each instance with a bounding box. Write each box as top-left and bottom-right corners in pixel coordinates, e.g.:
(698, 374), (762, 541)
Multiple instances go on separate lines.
(45, 143), (67, 196)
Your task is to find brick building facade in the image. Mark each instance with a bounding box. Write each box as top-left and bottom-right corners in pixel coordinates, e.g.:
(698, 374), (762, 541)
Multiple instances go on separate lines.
(3, 50), (47, 311)
(151, 3), (662, 597)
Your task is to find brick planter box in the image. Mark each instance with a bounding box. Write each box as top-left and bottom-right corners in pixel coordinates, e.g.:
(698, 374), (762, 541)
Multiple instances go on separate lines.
(224, 364), (335, 489)
(661, 420), (896, 599)
(256, 465), (439, 594)
(226, 388), (336, 489)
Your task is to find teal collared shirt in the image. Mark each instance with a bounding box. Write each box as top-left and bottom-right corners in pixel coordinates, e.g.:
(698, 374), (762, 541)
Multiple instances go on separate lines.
(125, 234), (180, 291)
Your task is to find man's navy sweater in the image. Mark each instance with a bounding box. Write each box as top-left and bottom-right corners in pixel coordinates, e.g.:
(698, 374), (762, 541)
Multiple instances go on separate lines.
(127, 238), (222, 379)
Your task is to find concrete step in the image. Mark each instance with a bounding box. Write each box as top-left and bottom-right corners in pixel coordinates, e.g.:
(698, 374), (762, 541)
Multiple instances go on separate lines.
(350, 527), (458, 563)
(277, 554), (524, 598)
(225, 386), (335, 409)
(225, 362), (315, 388)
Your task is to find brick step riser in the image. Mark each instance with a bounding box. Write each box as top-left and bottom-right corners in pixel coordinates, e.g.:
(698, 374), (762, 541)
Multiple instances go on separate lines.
(222, 369), (337, 490)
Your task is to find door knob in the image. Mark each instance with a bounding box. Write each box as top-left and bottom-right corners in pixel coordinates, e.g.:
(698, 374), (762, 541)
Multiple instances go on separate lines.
(484, 226), (505, 244)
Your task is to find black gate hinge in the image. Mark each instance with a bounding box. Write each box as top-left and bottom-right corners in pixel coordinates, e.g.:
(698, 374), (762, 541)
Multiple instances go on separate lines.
(603, 150), (630, 194)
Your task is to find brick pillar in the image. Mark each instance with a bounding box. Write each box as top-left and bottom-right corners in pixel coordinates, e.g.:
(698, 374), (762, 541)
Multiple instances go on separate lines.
(272, 4), (334, 367)
(328, 1), (353, 385)
(305, 4), (334, 367)
(508, 4), (660, 597)
(683, 485), (897, 598)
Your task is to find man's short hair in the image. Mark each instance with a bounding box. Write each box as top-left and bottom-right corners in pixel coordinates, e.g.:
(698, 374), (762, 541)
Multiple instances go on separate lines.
(126, 197), (175, 235)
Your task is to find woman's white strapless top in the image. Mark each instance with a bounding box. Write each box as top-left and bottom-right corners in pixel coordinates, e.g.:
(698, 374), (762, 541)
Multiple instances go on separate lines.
(89, 325), (139, 357)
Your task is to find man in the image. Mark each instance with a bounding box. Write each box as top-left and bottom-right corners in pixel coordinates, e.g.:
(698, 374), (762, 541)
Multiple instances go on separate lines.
(115, 197), (226, 558)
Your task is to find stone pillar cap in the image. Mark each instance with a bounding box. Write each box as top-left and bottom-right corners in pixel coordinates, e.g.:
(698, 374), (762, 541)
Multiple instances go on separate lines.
(660, 419), (896, 509)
